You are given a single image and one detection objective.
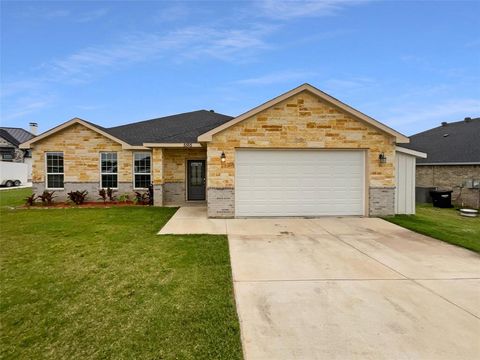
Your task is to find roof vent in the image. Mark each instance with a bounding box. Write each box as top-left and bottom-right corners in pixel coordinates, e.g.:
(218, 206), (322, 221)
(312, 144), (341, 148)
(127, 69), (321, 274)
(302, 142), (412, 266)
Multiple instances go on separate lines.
(464, 117), (472, 122)
(441, 121), (448, 126)
(443, 133), (449, 137)
(209, 109), (215, 113)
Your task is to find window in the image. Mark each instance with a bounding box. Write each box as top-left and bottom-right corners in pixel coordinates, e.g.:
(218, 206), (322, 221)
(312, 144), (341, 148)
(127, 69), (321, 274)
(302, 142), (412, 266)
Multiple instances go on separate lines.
(46, 152), (64, 189)
(1, 151), (13, 161)
(133, 152), (151, 188)
(100, 152), (118, 188)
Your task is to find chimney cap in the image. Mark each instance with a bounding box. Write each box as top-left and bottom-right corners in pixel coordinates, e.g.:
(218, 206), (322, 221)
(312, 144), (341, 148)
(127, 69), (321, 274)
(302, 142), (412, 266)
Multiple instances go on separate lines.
(29, 122), (38, 126)
(441, 121), (448, 126)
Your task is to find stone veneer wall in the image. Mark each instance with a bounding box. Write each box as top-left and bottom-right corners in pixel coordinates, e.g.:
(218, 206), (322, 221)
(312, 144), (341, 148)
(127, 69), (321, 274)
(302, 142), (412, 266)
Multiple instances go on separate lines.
(369, 187), (395, 216)
(33, 181), (135, 202)
(207, 188), (235, 218)
(207, 90), (396, 218)
(31, 123), (138, 200)
(416, 165), (480, 209)
(30, 124), (208, 205)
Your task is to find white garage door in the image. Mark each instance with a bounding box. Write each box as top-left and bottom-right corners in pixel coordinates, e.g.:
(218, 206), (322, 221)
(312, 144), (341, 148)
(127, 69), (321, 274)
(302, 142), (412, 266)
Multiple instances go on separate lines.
(235, 149), (365, 217)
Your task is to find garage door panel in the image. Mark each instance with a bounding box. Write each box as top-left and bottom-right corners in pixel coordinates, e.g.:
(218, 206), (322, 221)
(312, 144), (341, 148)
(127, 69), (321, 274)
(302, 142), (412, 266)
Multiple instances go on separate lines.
(235, 149), (365, 217)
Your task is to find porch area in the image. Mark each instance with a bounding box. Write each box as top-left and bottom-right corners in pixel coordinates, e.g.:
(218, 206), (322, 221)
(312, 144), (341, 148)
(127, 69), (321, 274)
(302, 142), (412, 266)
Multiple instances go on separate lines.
(152, 147), (207, 206)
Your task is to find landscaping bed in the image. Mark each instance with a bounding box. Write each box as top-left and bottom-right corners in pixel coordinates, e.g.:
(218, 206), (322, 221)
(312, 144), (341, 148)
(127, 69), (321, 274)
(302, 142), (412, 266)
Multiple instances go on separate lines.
(21, 201), (137, 209)
(0, 188), (243, 359)
(385, 204), (480, 253)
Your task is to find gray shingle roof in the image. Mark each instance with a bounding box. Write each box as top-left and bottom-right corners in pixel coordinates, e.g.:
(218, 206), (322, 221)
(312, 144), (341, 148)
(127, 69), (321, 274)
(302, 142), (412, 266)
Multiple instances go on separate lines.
(0, 129), (20, 147)
(0, 127), (35, 145)
(402, 117), (480, 164)
(94, 110), (233, 145)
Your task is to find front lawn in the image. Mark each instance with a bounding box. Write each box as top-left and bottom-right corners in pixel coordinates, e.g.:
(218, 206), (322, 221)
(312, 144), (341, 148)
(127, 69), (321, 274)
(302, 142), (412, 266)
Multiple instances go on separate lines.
(0, 189), (243, 359)
(385, 204), (480, 253)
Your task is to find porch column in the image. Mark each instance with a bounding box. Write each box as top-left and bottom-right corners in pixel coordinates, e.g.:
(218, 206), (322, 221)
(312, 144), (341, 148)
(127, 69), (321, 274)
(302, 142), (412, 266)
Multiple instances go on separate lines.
(152, 148), (164, 206)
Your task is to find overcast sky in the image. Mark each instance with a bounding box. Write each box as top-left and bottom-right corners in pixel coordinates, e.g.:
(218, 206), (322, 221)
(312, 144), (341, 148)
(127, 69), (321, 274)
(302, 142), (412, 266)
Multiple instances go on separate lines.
(1, 0), (479, 136)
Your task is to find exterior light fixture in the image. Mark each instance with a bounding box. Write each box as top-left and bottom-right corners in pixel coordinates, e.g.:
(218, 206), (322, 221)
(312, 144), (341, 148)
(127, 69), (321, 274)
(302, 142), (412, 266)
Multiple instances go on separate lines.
(221, 152), (226, 162)
(379, 152), (387, 164)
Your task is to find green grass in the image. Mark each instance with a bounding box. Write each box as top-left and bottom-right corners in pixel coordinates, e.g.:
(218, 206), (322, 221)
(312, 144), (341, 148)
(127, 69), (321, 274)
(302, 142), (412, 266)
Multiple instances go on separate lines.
(385, 204), (480, 253)
(0, 189), (243, 360)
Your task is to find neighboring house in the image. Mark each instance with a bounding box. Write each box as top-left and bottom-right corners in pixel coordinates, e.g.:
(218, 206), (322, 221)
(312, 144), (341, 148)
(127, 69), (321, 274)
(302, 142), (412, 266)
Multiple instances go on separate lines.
(20, 84), (424, 217)
(0, 124), (37, 181)
(403, 117), (480, 209)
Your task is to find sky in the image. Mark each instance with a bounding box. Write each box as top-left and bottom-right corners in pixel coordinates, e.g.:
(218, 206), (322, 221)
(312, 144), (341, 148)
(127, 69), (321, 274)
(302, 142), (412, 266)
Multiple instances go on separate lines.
(1, 0), (479, 136)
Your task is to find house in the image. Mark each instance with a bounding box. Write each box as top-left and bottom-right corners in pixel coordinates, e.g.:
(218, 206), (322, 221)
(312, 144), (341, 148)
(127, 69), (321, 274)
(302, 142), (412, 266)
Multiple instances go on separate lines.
(403, 117), (480, 209)
(20, 83), (424, 217)
(0, 124), (37, 181)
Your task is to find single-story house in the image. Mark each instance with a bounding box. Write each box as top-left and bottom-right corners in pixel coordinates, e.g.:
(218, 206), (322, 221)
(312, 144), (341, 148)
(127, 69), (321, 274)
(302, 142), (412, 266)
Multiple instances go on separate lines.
(402, 117), (480, 209)
(20, 83), (425, 217)
(1, 124), (37, 181)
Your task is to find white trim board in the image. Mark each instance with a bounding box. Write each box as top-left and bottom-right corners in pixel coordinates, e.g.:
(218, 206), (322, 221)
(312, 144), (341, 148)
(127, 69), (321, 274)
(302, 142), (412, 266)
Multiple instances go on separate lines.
(395, 146), (427, 158)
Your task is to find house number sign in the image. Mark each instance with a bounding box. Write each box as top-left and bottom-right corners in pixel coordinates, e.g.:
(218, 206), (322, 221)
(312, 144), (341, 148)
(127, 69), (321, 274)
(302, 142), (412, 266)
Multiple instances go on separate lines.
(183, 143), (193, 148)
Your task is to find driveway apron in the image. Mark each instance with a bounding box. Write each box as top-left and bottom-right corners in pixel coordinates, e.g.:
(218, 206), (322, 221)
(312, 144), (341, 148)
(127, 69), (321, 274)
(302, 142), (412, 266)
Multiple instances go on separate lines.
(227, 217), (480, 360)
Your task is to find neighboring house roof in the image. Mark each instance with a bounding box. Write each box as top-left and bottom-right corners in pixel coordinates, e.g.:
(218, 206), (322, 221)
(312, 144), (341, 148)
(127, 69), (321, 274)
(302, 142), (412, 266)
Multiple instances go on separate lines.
(198, 83), (410, 143)
(402, 117), (480, 165)
(20, 110), (234, 149)
(0, 129), (21, 147)
(0, 127), (35, 146)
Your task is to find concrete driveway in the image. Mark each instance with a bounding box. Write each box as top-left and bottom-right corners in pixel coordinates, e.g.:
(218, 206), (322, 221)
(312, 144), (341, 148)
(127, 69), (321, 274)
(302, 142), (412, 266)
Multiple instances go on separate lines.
(160, 208), (480, 359)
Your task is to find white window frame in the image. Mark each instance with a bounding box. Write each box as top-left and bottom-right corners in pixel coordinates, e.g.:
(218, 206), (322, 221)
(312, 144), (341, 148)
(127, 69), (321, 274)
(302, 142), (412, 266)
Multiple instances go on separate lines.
(133, 152), (152, 189)
(45, 152), (64, 190)
(99, 152), (118, 189)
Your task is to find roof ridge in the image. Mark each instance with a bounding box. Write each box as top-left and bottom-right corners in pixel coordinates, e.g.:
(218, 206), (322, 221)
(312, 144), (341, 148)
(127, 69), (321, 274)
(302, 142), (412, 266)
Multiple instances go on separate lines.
(107, 110), (232, 130)
(0, 126), (35, 135)
(410, 117), (480, 137)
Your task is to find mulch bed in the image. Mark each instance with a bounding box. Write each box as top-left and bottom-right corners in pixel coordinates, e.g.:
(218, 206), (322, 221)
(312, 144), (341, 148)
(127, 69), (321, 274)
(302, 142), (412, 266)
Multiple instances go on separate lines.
(21, 201), (150, 209)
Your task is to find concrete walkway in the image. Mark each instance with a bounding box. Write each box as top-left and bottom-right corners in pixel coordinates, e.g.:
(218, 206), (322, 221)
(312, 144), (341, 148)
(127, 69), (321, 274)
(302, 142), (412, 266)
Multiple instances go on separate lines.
(159, 207), (480, 359)
(158, 206), (227, 234)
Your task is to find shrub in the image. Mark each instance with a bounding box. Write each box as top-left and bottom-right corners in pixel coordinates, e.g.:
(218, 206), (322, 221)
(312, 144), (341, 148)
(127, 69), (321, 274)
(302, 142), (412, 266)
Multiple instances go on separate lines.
(67, 190), (88, 205)
(98, 188), (107, 203)
(25, 194), (37, 206)
(107, 187), (117, 201)
(39, 190), (56, 206)
(134, 191), (150, 205)
(118, 193), (130, 203)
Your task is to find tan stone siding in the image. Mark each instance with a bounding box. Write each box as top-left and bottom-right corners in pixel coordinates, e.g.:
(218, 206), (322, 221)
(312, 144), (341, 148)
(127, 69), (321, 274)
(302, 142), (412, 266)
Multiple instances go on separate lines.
(31, 124), (207, 204)
(32, 123), (133, 184)
(207, 91), (395, 190)
(417, 165), (480, 208)
(152, 148), (163, 185)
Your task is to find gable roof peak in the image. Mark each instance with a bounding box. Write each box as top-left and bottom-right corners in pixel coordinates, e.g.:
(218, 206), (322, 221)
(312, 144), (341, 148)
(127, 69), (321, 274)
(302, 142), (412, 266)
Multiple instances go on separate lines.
(198, 83), (409, 143)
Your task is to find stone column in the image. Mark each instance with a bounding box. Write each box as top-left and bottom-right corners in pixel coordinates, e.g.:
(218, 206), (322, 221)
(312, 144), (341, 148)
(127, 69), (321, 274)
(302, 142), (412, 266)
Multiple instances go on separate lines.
(152, 148), (164, 206)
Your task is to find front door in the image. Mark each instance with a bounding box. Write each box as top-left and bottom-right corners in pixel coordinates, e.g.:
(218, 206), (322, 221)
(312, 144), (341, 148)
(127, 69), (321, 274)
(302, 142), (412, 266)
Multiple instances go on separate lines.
(187, 160), (206, 200)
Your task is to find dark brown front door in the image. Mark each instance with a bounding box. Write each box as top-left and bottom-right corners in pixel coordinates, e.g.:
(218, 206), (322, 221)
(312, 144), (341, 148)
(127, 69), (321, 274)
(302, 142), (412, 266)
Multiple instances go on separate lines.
(187, 160), (206, 200)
